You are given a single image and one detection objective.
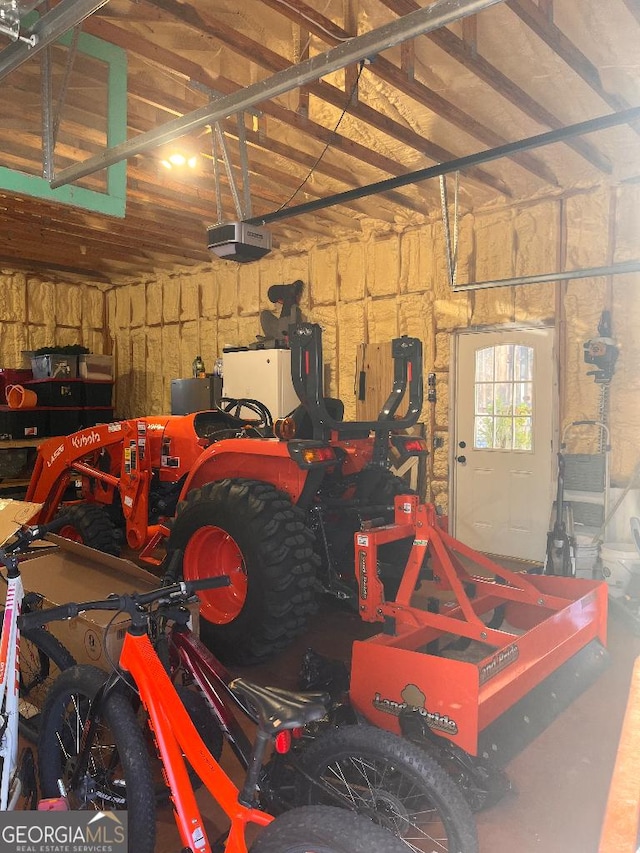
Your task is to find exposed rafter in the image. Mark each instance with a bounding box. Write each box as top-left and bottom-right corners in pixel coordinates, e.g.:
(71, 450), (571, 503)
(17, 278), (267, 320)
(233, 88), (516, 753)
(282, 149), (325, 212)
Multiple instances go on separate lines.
(507, 0), (640, 123)
(50, 0), (509, 189)
(0, 0), (636, 278)
(377, 0), (611, 173)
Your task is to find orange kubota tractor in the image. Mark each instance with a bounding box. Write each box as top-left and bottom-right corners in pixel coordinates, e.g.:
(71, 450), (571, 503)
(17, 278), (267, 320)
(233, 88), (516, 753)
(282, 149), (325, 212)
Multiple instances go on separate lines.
(25, 322), (609, 807)
(25, 323), (427, 665)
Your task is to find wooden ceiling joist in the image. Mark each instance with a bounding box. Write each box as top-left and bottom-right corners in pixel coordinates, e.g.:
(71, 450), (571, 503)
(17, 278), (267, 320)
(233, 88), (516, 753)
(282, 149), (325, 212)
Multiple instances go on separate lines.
(0, 0), (635, 278)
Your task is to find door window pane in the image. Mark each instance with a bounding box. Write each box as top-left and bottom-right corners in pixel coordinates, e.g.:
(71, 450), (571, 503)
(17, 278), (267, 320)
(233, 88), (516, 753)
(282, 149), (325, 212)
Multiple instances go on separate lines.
(475, 347), (494, 382)
(473, 345), (533, 451)
(495, 383), (513, 415)
(474, 415), (493, 448)
(475, 383), (493, 415)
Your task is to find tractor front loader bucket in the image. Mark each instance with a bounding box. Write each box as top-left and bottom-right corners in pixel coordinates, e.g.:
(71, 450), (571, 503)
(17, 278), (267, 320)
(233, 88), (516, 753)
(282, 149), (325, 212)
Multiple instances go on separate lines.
(349, 497), (609, 764)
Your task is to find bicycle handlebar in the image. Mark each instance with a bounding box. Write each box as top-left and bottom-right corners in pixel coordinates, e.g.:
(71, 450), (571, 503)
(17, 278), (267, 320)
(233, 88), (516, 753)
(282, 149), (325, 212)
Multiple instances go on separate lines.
(18, 576), (231, 632)
(0, 515), (69, 559)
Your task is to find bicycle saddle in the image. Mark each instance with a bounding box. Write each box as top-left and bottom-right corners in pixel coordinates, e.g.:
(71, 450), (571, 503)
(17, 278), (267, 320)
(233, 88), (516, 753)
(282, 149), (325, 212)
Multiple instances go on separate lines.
(229, 677), (329, 734)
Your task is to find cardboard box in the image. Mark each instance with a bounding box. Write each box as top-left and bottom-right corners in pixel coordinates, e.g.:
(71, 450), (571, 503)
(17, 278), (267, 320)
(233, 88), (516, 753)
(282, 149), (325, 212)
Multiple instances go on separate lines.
(78, 355), (113, 381)
(0, 502), (200, 671)
(0, 499), (43, 540)
(16, 536), (200, 672)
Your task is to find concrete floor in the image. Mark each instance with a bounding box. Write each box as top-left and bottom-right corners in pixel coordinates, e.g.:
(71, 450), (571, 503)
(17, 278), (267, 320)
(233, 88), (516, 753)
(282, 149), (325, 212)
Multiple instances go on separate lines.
(151, 590), (640, 853)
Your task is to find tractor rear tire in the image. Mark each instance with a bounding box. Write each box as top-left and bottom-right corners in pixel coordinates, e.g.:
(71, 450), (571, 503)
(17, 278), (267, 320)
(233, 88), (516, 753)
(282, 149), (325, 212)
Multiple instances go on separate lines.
(167, 479), (319, 665)
(57, 503), (122, 556)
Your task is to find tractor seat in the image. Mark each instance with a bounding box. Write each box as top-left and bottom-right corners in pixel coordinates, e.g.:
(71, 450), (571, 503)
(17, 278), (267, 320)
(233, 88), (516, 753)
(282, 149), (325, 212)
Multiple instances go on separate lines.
(193, 409), (250, 441)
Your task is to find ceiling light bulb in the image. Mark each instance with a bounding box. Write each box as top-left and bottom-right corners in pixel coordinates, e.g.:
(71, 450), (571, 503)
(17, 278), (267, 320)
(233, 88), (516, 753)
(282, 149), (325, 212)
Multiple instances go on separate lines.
(188, 156), (197, 169)
(161, 159), (172, 169)
(169, 153), (186, 166)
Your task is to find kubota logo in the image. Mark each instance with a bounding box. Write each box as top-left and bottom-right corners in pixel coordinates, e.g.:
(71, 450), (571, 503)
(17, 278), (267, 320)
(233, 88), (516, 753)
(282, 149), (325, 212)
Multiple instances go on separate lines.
(70, 431), (100, 449)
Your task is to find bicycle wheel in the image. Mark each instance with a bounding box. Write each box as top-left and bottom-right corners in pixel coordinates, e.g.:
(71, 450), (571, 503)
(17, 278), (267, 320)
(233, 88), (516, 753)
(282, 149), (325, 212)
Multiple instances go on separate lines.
(298, 725), (478, 853)
(250, 805), (409, 853)
(19, 626), (75, 743)
(38, 665), (155, 853)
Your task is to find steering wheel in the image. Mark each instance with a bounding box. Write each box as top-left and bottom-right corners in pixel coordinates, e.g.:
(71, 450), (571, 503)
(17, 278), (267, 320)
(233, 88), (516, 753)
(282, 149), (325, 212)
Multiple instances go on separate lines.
(218, 397), (274, 431)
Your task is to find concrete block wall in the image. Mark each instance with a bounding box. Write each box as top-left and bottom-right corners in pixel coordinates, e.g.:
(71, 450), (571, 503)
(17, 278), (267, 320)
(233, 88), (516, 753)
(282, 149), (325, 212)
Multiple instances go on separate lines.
(107, 182), (639, 507)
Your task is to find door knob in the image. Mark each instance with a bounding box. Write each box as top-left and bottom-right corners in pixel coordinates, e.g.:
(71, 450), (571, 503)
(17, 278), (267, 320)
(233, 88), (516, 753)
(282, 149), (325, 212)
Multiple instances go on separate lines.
(456, 455), (467, 464)
(458, 440), (466, 449)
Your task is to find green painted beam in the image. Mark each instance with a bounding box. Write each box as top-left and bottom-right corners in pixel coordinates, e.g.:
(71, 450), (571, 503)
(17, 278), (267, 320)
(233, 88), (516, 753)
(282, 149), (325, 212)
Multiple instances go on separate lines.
(0, 26), (127, 217)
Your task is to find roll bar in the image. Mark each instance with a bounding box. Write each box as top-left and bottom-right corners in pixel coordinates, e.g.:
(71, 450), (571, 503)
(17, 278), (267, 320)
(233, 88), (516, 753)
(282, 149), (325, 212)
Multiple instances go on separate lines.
(289, 322), (423, 443)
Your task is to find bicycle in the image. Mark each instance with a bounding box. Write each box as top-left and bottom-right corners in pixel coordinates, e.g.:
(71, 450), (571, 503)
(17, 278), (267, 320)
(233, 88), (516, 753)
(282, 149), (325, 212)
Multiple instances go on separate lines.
(25, 568), (478, 853)
(154, 588), (478, 852)
(0, 518), (76, 810)
(22, 580), (416, 853)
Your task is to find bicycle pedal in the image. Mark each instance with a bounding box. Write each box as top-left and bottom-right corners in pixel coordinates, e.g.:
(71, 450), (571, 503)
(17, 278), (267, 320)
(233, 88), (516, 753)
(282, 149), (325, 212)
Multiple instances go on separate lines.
(38, 797), (70, 811)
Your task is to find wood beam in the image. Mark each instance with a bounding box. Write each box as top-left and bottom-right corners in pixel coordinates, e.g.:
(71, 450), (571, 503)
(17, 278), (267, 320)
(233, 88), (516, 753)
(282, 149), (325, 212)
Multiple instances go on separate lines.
(81, 16), (502, 205)
(379, 0), (610, 172)
(200, 0), (546, 186)
(81, 18), (495, 192)
(507, 0), (639, 120)
(128, 0), (510, 194)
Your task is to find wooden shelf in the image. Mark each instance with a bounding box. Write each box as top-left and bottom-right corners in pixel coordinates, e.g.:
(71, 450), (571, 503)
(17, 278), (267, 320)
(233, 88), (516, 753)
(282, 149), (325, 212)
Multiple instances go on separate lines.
(0, 437), (51, 449)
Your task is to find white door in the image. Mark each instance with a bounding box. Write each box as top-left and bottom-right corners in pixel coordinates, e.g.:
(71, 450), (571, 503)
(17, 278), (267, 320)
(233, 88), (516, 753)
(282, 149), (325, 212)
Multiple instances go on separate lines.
(452, 327), (556, 562)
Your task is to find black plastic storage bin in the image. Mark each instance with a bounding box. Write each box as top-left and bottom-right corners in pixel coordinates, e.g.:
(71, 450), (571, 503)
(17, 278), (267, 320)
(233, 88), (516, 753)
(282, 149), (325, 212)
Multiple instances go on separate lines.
(81, 408), (115, 428)
(80, 381), (113, 408)
(46, 408), (82, 436)
(0, 407), (48, 440)
(24, 379), (83, 407)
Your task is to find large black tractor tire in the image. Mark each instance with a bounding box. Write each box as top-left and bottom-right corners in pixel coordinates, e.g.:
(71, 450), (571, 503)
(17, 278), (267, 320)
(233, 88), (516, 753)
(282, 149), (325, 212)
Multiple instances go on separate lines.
(167, 479), (320, 665)
(57, 503), (122, 556)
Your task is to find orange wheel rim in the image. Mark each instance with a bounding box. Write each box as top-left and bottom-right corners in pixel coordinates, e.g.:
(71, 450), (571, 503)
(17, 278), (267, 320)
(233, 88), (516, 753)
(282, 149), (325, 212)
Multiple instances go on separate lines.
(182, 526), (247, 624)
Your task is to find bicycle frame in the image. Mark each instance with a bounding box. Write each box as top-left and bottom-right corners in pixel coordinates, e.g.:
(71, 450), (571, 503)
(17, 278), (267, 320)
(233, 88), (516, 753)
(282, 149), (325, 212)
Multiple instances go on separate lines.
(0, 571), (23, 810)
(167, 625), (255, 769)
(118, 628), (272, 853)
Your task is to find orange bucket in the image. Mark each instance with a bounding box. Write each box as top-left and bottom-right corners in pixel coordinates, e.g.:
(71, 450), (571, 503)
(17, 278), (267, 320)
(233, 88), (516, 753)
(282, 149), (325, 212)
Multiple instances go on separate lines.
(6, 384), (37, 409)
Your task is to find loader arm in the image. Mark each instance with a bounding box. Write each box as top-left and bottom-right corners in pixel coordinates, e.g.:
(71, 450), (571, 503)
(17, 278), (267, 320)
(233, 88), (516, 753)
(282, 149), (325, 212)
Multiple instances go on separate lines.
(26, 422), (130, 523)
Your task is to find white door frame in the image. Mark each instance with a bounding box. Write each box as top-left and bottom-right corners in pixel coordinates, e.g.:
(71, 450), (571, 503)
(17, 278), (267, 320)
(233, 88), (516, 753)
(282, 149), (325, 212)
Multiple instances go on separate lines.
(449, 323), (559, 560)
